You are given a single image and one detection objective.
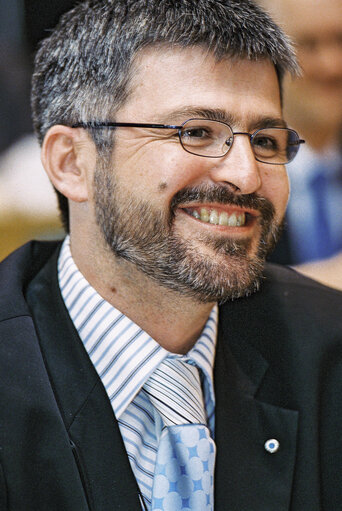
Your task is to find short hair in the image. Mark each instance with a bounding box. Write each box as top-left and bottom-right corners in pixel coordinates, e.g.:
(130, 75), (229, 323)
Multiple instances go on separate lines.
(31, 0), (298, 232)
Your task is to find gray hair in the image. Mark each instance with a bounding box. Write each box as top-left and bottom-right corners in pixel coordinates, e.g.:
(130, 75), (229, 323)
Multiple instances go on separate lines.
(31, 0), (298, 231)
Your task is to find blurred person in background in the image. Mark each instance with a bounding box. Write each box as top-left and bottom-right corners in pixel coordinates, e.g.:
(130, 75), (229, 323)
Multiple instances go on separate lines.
(259, 0), (342, 289)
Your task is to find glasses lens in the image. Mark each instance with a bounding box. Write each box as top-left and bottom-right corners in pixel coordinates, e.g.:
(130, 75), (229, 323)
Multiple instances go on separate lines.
(179, 119), (233, 157)
(252, 128), (300, 164)
(286, 129), (301, 163)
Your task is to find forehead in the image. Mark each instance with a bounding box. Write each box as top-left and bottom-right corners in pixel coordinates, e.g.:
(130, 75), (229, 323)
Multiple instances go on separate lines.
(120, 46), (282, 124)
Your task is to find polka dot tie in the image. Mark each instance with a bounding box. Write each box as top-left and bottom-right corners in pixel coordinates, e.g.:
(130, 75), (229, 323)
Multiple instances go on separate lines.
(144, 358), (216, 510)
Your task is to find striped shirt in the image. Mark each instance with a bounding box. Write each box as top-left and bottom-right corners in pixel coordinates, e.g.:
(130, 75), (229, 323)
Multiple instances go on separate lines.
(58, 236), (217, 509)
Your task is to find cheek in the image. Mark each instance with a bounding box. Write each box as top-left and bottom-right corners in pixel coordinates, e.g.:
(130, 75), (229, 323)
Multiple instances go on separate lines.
(262, 170), (289, 219)
(274, 183), (290, 221)
(113, 135), (213, 201)
(146, 155), (211, 201)
(158, 181), (168, 192)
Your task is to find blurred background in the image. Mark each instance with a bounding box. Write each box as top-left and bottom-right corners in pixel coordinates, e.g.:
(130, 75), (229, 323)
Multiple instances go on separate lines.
(1, 0), (342, 289)
(0, 0), (77, 261)
(258, 0), (342, 289)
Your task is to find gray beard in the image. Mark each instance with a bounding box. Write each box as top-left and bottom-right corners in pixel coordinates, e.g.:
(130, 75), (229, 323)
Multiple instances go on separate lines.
(94, 165), (281, 303)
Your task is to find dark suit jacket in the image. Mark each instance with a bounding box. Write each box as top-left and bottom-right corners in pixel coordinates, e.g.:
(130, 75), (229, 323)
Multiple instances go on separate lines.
(0, 241), (341, 510)
(267, 221), (294, 265)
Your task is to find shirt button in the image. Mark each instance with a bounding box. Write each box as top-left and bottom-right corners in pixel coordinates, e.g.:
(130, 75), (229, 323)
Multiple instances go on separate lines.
(264, 438), (280, 454)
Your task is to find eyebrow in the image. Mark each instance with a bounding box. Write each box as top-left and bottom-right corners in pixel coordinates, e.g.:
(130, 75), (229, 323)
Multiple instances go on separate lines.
(156, 107), (287, 130)
(158, 107), (237, 125)
(250, 116), (288, 130)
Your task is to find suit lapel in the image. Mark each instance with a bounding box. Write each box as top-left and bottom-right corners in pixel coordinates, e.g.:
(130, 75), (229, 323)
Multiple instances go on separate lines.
(26, 248), (142, 510)
(214, 304), (298, 511)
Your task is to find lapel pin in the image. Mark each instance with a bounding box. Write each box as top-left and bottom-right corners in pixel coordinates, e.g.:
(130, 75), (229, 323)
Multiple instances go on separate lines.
(264, 439), (280, 454)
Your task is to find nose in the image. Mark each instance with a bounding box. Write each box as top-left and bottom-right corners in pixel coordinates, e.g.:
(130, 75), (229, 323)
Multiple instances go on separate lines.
(208, 134), (262, 194)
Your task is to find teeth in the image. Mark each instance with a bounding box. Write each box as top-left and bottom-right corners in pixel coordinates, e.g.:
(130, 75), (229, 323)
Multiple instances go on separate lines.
(191, 208), (246, 226)
(209, 210), (219, 225)
(227, 213), (237, 226)
(219, 212), (229, 226)
(200, 208), (210, 222)
(236, 213), (245, 226)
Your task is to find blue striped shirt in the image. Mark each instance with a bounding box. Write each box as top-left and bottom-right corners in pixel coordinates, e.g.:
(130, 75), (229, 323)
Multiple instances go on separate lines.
(58, 236), (217, 509)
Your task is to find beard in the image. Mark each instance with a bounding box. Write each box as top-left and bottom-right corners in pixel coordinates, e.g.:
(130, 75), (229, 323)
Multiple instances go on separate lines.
(94, 162), (282, 303)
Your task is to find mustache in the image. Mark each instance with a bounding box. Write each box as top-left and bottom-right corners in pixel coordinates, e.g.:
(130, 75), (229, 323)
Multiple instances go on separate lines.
(170, 184), (275, 223)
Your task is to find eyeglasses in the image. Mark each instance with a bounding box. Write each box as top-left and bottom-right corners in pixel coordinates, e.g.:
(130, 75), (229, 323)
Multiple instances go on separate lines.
(72, 118), (305, 164)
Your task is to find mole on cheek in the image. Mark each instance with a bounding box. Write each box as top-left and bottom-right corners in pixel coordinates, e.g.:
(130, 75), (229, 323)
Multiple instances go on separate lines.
(158, 182), (168, 191)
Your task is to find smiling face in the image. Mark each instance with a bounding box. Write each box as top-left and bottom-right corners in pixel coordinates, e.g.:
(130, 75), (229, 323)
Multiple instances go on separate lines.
(93, 47), (289, 302)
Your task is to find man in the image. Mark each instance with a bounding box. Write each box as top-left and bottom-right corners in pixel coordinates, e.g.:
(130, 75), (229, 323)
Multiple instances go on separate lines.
(260, 0), (342, 266)
(0, 1), (341, 510)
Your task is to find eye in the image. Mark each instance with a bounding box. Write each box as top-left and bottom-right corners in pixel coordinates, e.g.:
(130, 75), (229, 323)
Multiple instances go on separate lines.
(254, 135), (278, 149)
(252, 134), (279, 154)
(182, 127), (212, 139)
(180, 126), (214, 147)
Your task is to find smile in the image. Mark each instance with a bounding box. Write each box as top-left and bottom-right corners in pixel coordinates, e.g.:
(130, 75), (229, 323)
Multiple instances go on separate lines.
(183, 207), (247, 226)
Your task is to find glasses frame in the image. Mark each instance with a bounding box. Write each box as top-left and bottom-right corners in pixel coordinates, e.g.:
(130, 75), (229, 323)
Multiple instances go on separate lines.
(72, 118), (305, 164)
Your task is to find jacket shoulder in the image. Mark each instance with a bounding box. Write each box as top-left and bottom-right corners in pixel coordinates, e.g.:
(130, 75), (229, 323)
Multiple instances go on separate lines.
(0, 240), (62, 321)
(219, 261), (342, 356)
(263, 262), (342, 302)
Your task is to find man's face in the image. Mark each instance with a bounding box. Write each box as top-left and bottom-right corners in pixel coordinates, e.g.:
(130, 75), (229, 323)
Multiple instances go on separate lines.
(278, 0), (342, 132)
(94, 47), (288, 302)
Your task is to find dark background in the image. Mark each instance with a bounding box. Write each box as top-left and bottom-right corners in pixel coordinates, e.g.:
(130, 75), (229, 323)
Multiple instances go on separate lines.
(0, 0), (77, 153)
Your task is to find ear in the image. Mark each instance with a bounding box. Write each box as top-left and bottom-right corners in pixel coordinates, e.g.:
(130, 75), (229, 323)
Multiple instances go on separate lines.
(41, 125), (96, 203)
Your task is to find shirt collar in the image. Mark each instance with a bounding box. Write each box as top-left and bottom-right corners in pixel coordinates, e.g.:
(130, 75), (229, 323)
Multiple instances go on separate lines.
(58, 236), (217, 419)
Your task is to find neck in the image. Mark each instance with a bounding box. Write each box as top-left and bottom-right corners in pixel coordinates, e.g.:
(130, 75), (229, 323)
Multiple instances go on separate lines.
(70, 233), (215, 355)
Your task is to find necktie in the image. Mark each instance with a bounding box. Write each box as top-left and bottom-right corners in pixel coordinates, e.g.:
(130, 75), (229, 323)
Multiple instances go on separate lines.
(144, 358), (216, 511)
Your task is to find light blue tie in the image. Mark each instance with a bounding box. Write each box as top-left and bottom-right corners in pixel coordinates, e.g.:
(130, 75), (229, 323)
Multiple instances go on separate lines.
(144, 358), (216, 511)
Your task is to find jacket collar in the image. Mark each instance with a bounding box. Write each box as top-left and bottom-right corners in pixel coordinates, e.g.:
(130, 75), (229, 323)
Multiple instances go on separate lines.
(26, 246), (142, 510)
(0, 240), (60, 321)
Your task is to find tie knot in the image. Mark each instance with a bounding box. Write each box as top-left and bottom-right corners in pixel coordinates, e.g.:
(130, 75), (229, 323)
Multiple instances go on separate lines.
(144, 357), (207, 426)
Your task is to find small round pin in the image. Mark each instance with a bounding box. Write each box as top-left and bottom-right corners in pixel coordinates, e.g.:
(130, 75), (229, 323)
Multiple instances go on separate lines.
(264, 438), (280, 454)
